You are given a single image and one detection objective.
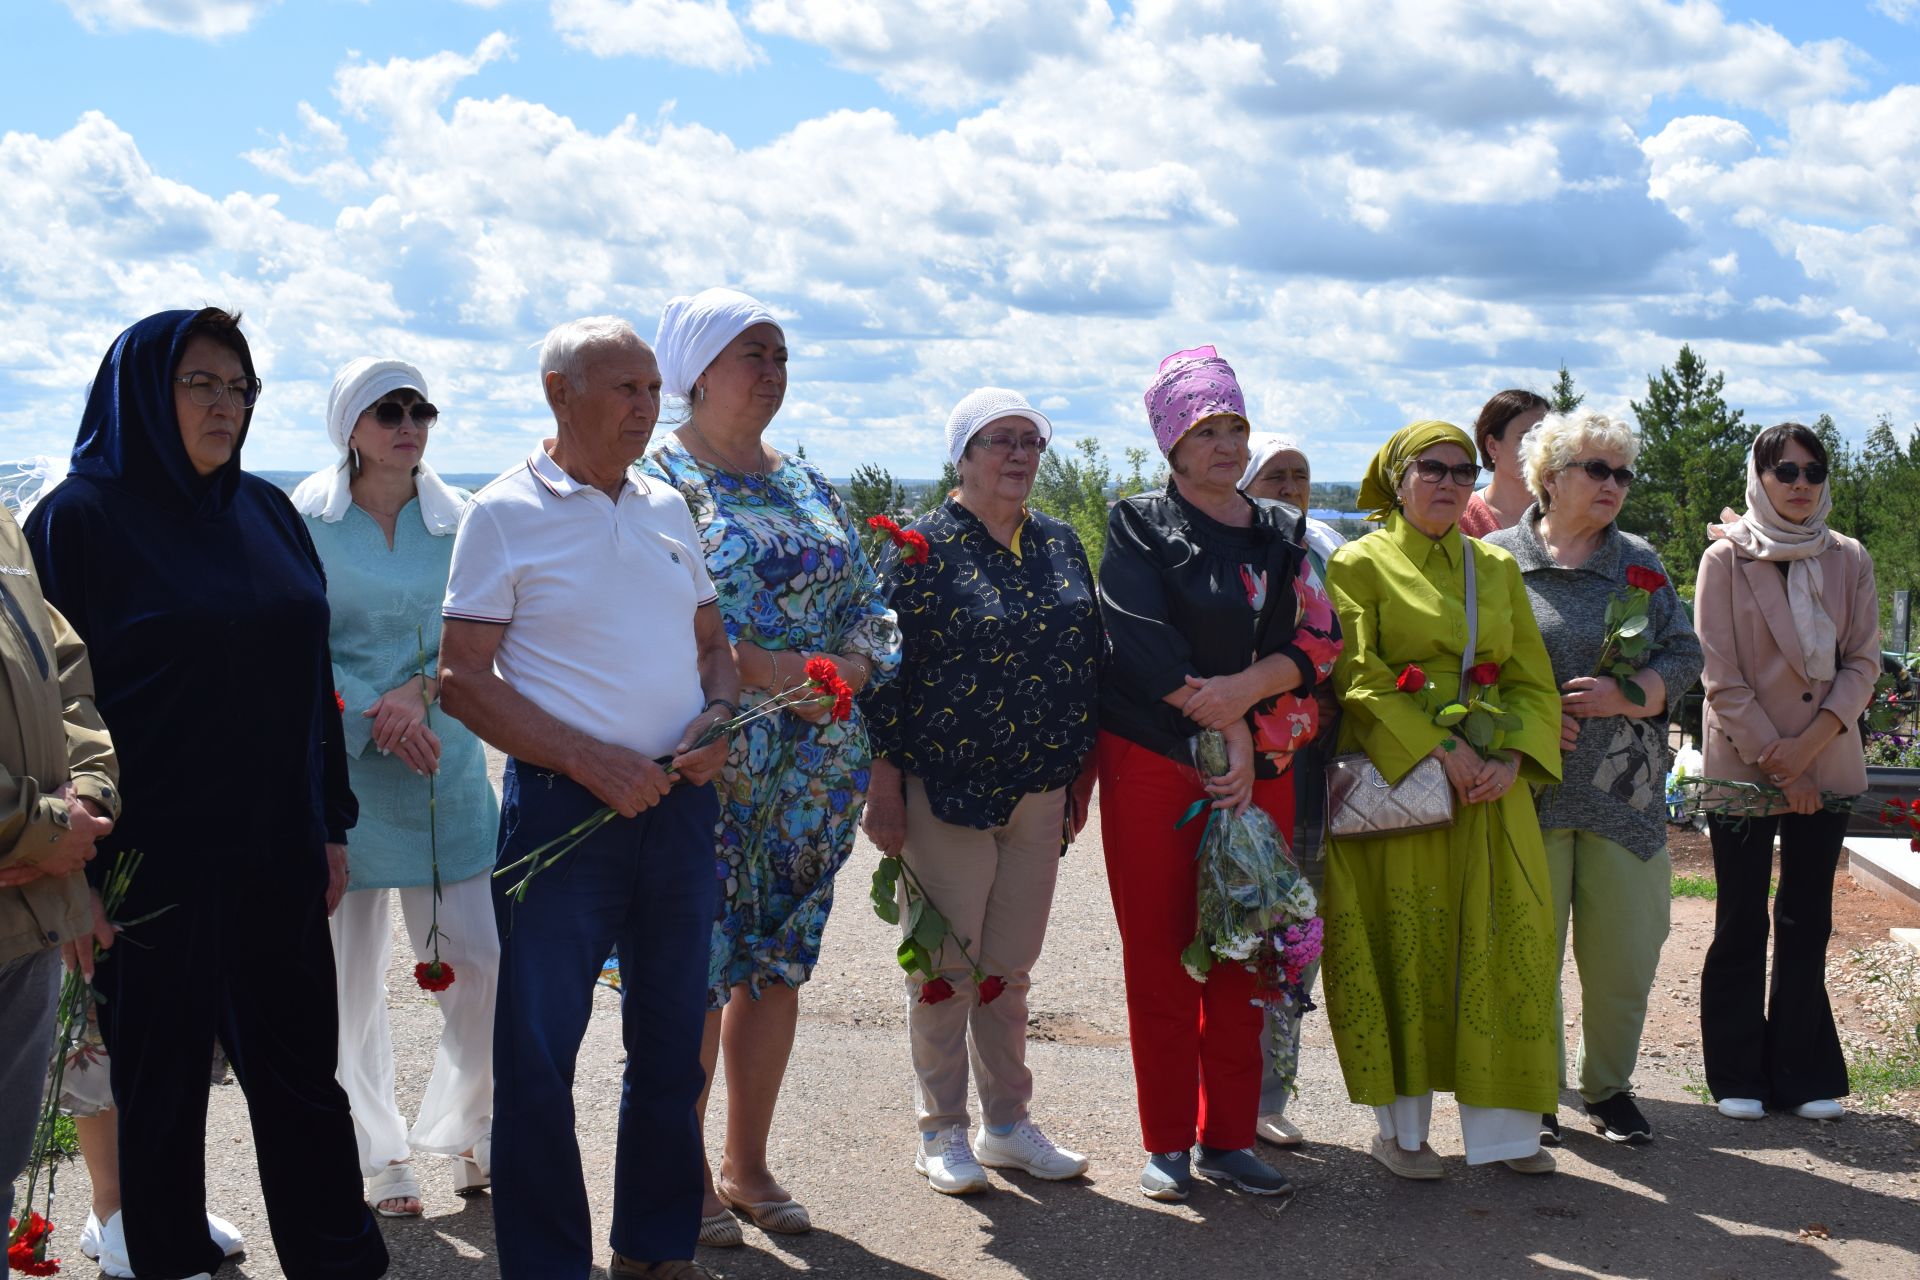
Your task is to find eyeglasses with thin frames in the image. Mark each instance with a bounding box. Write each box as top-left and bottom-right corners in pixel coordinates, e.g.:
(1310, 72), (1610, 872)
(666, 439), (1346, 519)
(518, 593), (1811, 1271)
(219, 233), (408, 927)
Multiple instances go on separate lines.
(975, 433), (1048, 456)
(1409, 459), (1481, 487)
(362, 401), (439, 429)
(173, 372), (262, 409)
(1767, 461), (1827, 486)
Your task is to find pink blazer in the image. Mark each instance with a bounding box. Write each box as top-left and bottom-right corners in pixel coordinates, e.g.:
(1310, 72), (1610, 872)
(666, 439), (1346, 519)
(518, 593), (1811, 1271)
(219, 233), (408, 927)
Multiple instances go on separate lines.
(1694, 533), (1880, 796)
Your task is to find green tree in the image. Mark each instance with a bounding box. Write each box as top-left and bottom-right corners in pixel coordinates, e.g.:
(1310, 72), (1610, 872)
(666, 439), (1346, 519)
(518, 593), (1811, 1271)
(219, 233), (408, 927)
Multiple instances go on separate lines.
(1811, 414), (1870, 543)
(1026, 437), (1162, 575)
(1548, 364), (1585, 415)
(1625, 345), (1753, 592)
(845, 463), (912, 560)
(1861, 415), (1920, 633)
(916, 462), (959, 516)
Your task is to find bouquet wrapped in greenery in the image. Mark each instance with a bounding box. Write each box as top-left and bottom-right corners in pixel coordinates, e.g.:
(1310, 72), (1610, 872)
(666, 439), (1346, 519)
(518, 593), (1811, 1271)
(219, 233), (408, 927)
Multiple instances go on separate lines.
(1176, 730), (1323, 1084)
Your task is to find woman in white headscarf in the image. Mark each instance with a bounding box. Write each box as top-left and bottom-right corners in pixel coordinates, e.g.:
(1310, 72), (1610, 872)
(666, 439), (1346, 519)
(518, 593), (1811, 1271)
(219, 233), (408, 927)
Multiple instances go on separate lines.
(293, 358), (501, 1216)
(642, 289), (900, 1245)
(1236, 432), (1345, 1149)
(1694, 423), (1880, 1124)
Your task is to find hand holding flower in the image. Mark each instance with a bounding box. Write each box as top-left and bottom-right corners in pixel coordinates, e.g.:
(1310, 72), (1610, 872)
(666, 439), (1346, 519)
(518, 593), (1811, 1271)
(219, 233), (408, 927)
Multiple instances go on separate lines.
(570, 741), (673, 818)
(1204, 719), (1255, 815)
(365, 675), (441, 771)
(59, 888), (114, 979)
(668, 706), (733, 786)
(1465, 750), (1522, 805)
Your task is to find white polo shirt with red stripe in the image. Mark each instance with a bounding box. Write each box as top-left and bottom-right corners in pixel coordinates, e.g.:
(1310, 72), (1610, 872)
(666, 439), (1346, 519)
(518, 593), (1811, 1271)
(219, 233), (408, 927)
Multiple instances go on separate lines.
(443, 443), (717, 760)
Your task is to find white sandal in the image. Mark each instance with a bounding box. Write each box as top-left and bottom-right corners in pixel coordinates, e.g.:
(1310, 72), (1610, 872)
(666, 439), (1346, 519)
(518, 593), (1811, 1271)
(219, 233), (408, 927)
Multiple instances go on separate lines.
(453, 1134), (491, 1197)
(368, 1162), (424, 1217)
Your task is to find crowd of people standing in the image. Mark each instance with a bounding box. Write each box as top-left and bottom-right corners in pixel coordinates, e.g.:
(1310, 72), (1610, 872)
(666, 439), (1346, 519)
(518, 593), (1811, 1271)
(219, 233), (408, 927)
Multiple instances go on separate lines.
(0, 295), (1880, 1280)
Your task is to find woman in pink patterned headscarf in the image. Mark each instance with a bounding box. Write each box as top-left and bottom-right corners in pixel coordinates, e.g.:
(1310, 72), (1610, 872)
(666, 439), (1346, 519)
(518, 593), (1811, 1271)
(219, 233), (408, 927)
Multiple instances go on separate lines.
(1095, 345), (1342, 1204)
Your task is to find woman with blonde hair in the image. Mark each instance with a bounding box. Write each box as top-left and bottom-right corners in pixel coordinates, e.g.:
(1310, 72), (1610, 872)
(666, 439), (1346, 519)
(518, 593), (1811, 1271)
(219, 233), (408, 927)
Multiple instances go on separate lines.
(1486, 412), (1701, 1146)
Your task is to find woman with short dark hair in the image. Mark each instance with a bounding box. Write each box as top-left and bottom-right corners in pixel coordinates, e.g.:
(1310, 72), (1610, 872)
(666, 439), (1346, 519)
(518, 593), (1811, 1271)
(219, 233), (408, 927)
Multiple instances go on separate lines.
(1694, 422), (1880, 1123)
(1460, 389), (1549, 538)
(27, 308), (387, 1279)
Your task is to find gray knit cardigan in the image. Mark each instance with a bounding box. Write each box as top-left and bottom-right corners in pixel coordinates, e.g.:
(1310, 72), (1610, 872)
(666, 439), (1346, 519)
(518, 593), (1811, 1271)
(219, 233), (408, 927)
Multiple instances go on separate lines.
(1484, 508), (1704, 860)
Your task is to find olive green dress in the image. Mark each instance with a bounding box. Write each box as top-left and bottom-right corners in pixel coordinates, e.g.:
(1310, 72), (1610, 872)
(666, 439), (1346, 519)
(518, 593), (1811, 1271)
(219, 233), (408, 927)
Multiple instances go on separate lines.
(1321, 512), (1564, 1115)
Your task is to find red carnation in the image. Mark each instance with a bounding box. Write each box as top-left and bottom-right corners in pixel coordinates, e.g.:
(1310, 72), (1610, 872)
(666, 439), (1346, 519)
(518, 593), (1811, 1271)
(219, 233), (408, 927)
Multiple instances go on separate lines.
(1395, 664), (1427, 693)
(978, 975), (1007, 1004)
(1882, 804), (1903, 827)
(867, 514), (901, 535)
(901, 529), (931, 565)
(830, 679), (854, 722)
(1469, 662), (1502, 687)
(414, 961), (456, 992)
(918, 977), (955, 1004)
(1625, 565), (1668, 593)
(1910, 798), (1920, 813)
(1911, 837), (1920, 854)
(334, 691), (346, 714)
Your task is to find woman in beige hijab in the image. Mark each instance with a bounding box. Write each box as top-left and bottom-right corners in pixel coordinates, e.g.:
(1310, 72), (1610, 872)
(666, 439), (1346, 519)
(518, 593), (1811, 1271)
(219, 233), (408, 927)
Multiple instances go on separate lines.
(1694, 423), (1881, 1124)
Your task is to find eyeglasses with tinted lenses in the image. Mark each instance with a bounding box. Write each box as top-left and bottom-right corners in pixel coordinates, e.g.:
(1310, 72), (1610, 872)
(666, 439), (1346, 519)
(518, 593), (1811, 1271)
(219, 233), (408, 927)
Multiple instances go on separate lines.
(977, 433), (1048, 455)
(173, 373), (262, 409)
(1410, 459), (1481, 487)
(365, 401), (439, 428)
(1768, 462), (1828, 486)
(1573, 458), (1635, 486)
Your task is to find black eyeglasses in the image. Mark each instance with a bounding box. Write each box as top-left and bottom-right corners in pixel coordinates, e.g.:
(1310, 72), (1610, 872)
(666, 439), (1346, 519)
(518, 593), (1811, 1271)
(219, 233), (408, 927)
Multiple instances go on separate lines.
(1767, 461), (1827, 486)
(363, 401), (439, 428)
(1571, 458), (1635, 486)
(173, 372), (262, 409)
(1410, 459), (1481, 487)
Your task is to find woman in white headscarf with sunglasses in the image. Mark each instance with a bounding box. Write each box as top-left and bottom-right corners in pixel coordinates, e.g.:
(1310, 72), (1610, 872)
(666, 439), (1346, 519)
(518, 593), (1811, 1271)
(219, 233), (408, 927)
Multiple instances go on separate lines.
(293, 357), (501, 1217)
(643, 289), (900, 1246)
(1236, 432), (1345, 1150)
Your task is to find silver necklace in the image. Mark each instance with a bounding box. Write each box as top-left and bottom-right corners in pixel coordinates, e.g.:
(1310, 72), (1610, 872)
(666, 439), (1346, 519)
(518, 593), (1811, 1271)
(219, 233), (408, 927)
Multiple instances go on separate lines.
(687, 422), (771, 478)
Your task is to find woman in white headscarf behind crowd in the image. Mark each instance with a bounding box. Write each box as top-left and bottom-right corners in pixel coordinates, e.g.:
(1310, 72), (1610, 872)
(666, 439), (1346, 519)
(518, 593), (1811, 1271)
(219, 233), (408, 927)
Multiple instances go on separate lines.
(642, 289), (901, 1247)
(1238, 431), (1345, 1149)
(292, 358), (501, 1217)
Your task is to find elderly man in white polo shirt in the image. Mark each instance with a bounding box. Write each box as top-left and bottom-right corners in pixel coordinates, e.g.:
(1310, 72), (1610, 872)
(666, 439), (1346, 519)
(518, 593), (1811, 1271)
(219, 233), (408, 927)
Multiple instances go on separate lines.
(439, 316), (738, 1280)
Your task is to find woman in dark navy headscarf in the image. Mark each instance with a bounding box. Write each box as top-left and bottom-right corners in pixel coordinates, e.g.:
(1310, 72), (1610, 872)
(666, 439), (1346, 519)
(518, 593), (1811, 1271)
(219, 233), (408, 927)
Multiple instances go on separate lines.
(26, 308), (388, 1280)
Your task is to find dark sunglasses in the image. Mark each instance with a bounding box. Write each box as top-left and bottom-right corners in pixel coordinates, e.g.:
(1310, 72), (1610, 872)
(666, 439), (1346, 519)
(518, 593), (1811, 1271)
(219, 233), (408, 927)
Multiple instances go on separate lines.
(1767, 461), (1827, 486)
(1571, 458), (1635, 486)
(1410, 459), (1481, 487)
(364, 401), (439, 428)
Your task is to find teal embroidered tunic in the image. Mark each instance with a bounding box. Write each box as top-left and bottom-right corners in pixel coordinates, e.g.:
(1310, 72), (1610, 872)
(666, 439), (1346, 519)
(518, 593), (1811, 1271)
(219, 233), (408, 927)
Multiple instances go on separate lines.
(306, 499), (497, 890)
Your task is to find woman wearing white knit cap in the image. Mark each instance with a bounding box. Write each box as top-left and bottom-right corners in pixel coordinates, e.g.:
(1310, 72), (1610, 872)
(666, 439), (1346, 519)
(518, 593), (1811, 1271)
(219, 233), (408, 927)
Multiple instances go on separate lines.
(642, 289), (901, 1245)
(292, 357), (500, 1216)
(860, 387), (1099, 1195)
(1237, 431), (1344, 1150)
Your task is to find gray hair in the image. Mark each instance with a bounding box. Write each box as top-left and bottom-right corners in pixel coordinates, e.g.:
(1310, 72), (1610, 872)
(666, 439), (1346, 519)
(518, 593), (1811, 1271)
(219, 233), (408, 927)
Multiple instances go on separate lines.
(1520, 410), (1641, 510)
(538, 316), (644, 400)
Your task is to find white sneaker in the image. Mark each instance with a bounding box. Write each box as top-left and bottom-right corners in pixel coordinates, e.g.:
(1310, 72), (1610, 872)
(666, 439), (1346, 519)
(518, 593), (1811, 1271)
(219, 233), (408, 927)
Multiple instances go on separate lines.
(1793, 1099), (1845, 1121)
(90, 1209), (243, 1278)
(973, 1120), (1089, 1180)
(915, 1125), (990, 1195)
(1716, 1097), (1765, 1120)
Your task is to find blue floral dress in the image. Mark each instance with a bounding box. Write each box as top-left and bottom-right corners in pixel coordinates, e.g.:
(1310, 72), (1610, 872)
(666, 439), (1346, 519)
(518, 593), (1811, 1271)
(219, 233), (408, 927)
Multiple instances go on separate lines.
(642, 440), (901, 1008)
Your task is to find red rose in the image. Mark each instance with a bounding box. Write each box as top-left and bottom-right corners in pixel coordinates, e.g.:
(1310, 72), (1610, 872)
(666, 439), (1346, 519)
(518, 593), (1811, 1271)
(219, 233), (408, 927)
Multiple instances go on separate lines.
(918, 977), (955, 1004)
(978, 975), (1007, 1004)
(414, 960), (456, 992)
(1395, 665), (1427, 693)
(901, 529), (931, 565)
(1625, 565), (1668, 593)
(1469, 662), (1502, 687)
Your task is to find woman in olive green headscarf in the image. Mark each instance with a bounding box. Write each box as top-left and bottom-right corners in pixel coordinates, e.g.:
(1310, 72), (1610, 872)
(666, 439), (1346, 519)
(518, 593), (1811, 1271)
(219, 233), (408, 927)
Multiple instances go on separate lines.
(1321, 421), (1566, 1180)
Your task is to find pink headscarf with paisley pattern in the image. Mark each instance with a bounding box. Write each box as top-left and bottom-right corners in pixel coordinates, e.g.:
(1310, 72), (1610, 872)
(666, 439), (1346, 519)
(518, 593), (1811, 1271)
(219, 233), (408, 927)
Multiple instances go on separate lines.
(1144, 345), (1247, 456)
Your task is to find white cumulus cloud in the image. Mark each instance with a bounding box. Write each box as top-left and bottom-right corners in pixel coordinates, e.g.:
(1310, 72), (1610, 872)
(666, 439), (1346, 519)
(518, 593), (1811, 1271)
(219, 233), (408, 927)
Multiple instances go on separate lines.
(60, 0), (272, 38)
(551, 0), (762, 72)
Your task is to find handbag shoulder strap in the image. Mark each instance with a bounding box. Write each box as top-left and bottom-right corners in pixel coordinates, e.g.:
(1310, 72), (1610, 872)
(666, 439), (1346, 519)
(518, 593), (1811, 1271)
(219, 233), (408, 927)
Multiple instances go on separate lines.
(1458, 538), (1478, 704)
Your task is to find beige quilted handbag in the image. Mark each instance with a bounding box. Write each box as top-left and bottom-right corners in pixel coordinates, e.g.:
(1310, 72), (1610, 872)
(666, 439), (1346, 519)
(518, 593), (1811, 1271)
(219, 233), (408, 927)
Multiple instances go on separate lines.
(1324, 540), (1478, 840)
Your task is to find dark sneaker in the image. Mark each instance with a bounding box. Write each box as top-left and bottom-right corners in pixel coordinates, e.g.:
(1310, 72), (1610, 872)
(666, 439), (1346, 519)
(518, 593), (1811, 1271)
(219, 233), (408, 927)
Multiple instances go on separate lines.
(1194, 1146), (1293, 1197)
(1540, 1111), (1562, 1146)
(1140, 1150), (1193, 1202)
(1585, 1092), (1653, 1144)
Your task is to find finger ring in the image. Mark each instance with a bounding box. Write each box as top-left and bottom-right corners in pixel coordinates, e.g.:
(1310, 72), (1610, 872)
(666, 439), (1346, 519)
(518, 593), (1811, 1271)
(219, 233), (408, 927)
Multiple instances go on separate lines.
(400, 733), (409, 744)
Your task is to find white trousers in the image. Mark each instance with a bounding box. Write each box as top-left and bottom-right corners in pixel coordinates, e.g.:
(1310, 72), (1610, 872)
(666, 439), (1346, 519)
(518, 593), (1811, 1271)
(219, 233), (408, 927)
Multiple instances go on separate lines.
(330, 872), (498, 1176)
(1374, 1094), (1540, 1166)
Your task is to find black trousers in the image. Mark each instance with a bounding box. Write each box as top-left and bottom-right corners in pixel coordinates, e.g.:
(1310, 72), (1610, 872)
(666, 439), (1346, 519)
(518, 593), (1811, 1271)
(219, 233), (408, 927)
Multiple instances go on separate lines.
(1699, 810), (1850, 1108)
(97, 843), (387, 1280)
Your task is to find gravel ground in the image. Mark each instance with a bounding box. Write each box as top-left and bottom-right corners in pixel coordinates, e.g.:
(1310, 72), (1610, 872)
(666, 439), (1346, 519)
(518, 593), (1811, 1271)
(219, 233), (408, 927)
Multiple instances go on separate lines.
(19, 764), (1920, 1280)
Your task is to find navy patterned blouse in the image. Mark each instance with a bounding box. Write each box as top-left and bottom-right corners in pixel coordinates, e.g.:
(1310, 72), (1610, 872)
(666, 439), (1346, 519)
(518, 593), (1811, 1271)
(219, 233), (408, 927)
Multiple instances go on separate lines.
(862, 499), (1102, 830)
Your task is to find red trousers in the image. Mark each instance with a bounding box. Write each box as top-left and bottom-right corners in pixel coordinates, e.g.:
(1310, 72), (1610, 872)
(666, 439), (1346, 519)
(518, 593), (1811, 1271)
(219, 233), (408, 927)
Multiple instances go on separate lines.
(1097, 731), (1295, 1153)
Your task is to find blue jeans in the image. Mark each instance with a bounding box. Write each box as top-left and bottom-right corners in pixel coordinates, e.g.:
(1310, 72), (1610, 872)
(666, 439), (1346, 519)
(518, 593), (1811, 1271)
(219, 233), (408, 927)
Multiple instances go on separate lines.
(0, 947), (60, 1235)
(490, 760), (719, 1278)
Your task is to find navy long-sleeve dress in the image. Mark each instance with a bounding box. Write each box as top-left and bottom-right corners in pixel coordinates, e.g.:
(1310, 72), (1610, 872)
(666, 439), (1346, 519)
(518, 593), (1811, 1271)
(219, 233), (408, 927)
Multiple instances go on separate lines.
(25, 310), (386, 1280)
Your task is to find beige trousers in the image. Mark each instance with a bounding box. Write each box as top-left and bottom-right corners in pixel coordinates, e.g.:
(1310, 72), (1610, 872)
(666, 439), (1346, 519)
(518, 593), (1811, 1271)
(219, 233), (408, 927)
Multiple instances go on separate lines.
(902, 778), (1066, 1134)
